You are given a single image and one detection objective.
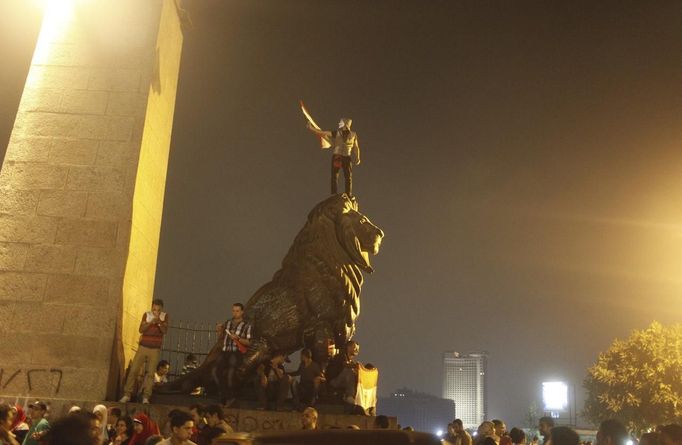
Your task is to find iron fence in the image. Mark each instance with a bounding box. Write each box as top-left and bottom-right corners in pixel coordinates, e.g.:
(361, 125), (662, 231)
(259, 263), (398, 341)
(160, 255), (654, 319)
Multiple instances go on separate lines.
(159, 320), (219, 381)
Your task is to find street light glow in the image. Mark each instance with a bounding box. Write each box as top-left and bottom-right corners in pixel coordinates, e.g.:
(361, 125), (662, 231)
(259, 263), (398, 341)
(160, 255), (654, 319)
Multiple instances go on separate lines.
(542, 381), (569, 411)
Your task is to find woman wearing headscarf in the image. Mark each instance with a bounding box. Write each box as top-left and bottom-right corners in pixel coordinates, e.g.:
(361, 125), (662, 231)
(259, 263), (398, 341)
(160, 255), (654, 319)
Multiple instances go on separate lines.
(93, 405), (109, 444)
(9, 405), (29, 443)
(128, 414), (159, 445)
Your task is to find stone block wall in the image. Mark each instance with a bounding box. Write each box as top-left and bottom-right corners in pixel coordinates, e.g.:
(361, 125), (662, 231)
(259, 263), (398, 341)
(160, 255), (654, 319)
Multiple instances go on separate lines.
(0, 0), (184, 401)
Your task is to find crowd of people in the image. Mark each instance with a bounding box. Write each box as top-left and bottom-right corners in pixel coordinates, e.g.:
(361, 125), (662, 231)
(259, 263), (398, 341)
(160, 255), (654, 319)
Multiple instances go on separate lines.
(0, 401), (349, 445)
(442, 416), (682, 445)
(0, 401), (224, 445)
(120, 301), (366, 412)
(4, 403), (682, 445)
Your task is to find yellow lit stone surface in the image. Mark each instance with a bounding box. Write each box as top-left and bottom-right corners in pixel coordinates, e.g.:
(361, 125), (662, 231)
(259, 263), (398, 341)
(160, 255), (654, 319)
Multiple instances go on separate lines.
(0, 243), (29, 270)
(49, 138), (99, 165)
(24, 244), (78, 274)
(0, 272), (48, 301)
(0, 190), (41, 215)
(122, 0), (183, 363)
(37, 190), (88, 217)
(0, 0), (183, 400)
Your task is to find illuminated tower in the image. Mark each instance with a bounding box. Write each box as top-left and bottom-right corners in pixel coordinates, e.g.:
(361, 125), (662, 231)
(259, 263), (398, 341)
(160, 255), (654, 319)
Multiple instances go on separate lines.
(442, 351), (488, 428)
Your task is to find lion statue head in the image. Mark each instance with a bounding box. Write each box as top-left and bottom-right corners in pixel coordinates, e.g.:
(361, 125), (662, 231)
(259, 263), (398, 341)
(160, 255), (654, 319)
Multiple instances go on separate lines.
(278, 193), (383, 276)
(308, 193), (383, 273)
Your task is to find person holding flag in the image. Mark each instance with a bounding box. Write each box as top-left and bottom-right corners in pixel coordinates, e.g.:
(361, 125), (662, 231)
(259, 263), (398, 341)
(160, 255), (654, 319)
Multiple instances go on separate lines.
(300, 101), (361, 196)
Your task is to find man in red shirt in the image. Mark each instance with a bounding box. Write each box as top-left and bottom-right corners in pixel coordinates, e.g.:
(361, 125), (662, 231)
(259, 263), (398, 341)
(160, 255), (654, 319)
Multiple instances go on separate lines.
(119, 299), (169, 404)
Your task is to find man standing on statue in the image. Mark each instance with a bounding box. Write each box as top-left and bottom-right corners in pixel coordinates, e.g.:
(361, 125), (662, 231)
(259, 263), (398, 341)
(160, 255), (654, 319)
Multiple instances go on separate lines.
(119, 299), (169, 404)
(305, 117), (361, 196)
(214, 303), (252, 405)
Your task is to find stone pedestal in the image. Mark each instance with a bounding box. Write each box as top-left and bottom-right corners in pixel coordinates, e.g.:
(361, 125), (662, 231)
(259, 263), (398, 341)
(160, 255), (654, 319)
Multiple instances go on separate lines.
(0, 0), (185, 400)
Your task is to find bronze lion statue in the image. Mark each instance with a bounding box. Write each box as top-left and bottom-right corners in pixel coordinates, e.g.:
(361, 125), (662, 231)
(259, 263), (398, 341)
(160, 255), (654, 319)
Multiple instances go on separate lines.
(156, 193), (384, 397)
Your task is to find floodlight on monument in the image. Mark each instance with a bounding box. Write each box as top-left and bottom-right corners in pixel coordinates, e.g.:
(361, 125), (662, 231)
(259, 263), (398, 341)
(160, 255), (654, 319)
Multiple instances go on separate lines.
(542, 381), (568, 411)
(32, 0), (78, 67)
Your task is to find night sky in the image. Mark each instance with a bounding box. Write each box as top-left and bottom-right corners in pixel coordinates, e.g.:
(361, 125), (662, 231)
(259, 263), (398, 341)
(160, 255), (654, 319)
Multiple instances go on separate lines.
(2, 0), (682, 428)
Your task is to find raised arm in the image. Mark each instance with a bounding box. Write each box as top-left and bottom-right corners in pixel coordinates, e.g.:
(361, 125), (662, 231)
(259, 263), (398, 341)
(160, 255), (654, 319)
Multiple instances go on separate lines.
(306, 122), (332, 138)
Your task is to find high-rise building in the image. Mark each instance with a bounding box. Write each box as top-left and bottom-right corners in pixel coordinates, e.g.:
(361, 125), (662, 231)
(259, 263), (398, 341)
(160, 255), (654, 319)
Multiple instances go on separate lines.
(442, 351), (488, 429)
(379, 388), (455, 434)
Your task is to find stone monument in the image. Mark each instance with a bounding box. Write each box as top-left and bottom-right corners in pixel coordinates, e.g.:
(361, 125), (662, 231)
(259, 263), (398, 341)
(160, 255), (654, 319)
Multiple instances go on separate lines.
(0, 0), (187, 401)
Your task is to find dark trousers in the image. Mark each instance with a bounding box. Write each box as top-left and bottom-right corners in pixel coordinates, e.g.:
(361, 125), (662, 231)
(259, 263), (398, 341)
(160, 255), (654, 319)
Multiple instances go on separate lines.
(257, 375), (291, 409)
(212, 351), (242, 402)
(331, 155), (352, 195)
(330, 366), (357, 404)
(293, 380), (318, 408)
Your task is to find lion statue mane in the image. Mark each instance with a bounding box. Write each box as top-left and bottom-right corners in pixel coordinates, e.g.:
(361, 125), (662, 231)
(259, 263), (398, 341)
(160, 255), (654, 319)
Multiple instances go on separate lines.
(156, 193), (384, 395)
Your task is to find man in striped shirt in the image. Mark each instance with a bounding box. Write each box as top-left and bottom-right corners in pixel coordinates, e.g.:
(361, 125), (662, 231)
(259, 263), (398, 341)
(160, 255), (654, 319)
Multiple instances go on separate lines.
(119, 299), (169, 404)
(214, 302), (252, 405)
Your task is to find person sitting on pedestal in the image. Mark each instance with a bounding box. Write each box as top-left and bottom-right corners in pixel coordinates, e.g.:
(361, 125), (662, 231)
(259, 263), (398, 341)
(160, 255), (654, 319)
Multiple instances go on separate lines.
(326, 341), (360, 404)
(153, 360), (171, 385)
(255, 351), (292, 411)
(181, 355), (202, 396)
(289, 348), (325, 409)
(181, 354), (198, 375)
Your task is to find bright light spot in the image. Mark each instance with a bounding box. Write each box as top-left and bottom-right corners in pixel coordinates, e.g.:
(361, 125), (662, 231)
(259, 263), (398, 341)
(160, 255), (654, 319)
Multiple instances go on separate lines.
(473, 432), (478, 437)
(626, 441), (633, 445)
(32, 0), (78, 65)
(543, 381), (569, 411)
(436, 430), (443, 437)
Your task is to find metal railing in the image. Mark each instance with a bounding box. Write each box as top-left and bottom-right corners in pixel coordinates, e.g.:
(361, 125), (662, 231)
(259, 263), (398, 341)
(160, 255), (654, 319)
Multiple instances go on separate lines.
(159, 320), (218, 380)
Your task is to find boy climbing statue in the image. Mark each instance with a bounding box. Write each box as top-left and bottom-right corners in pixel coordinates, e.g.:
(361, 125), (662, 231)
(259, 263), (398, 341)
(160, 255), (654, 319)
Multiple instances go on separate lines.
(301, 101), (361, 196)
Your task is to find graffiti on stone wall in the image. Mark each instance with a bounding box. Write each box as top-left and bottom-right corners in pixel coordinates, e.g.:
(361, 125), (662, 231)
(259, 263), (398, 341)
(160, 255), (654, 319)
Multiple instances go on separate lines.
(221, 410), (371, 432)
(0, 368), (63, 395)
(224, 412), (288, 432)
